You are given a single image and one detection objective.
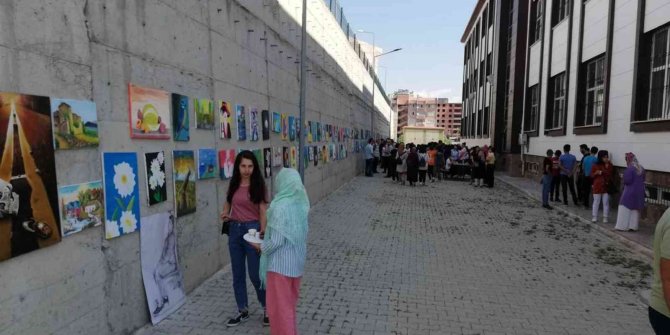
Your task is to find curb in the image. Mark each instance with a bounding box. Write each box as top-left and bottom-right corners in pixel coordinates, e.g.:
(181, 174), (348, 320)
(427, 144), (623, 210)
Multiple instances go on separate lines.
(498, 177), (653, 261)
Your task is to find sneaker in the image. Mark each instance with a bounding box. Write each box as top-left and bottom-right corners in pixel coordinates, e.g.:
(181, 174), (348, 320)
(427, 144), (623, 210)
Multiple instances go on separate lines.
(263, 311), (270, 326)
(227, 311), (250, 327)
(591, 217), (597, 223)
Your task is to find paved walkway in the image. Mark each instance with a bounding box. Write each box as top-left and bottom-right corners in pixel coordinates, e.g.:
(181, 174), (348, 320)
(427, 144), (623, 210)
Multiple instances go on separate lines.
(136, 173), (653, 335)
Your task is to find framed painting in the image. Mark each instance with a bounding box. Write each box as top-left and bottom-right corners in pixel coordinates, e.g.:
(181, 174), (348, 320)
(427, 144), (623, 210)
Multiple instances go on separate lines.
(282, 147), (289, 168)
(172, 93), (189, 141)
(58, 181), (104, 238)
(263, 148), (272, 178)
(197, 148), (217, 180)
(250, 108), (259, 141)
(144, 151), (167, 205)
(281, 114), (288, 141)
(51, 98), (99, 149)
(129, 84), (170, 139)
(272, 147), (282, 167)
(272, 112), (281, 133)
(261, 110), (270, 140)
(236, 105), (246, 140)
(218, 148), (235, 180)
(102, 152), (141, 239)
(173, 150), (196, 217)
(288, 115), (295, 141)
(194, 98), (215, 130)
(218, 100), (232, 139)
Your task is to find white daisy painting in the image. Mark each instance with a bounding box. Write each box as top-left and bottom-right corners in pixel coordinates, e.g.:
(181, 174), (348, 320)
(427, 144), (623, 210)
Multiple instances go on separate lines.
(145, 151), (167, 206)
(102, 152), (141, 239)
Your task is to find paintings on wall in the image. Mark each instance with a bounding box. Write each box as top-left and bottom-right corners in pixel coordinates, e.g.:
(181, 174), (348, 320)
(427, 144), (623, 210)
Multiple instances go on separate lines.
(290, 146), (297, 169)
(280, 114), (288, 141)
(173, 150), (196, 217)
(272, 112), (281, 133)
(144, 152), (167, 206)
(51, 98), (99, 149)
(58, 180), (104, 238)
(197, 148), (217, 180)
(218, 149), (235, 180)
(140, 212), (186, 325)
(250, 108), (259, 141)
(288, 116), (296, 141)
(303, 147), (309, 169)
(316, 122), (322, 142)
(194, 98), (215, 130)
(172, 94), (190, 141)
(282, 147), (289, 168)
(102, 152), (141, 239)
(219, 100), (232, 139)
(261, 110), (270, 140)
(236, 105), (246, 141)
(129, 84), (170, 139)
(272, 147), (282, 168)
(263, 148), (272, 178)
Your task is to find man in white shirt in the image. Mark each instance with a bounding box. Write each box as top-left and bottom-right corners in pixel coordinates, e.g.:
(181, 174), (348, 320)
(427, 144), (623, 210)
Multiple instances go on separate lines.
(364, 139), (374, 177)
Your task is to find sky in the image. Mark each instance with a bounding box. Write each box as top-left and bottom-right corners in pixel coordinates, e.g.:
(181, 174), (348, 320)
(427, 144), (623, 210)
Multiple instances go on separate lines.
(340, 0), (477, 102)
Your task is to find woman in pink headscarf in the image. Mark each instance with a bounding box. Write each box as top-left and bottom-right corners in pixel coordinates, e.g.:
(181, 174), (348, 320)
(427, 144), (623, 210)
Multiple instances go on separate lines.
(614, 153), (646, 232)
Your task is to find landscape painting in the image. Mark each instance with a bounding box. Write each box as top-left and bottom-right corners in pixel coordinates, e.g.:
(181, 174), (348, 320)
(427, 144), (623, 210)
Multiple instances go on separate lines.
(272, 112), (281, 133)
(144, 151), (167, 206)
(102, 152), (141, 239)
(173, 150), (196, 217)
(129, 84), (170, 139)
(51, 98), (99, 149)
(58, 181), (104, 237)
(219, 100), (232, 139)
(172, 94), (189, 141)
(236, 105), (246, 140)
(194, 98), (215, 130)
(262, 110), (270, 140)
(197, 148), (217, 180)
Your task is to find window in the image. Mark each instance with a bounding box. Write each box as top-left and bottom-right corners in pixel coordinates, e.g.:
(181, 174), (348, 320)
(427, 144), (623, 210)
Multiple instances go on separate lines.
(552, 0), (570, 26)
(547, 72), (566, 130)
(577, 55), (605, 127)
(488, 1), (494, 27)
(530, 0), (544, 44)
(525, 85), (539, 132)
(647, 27), (670, 121)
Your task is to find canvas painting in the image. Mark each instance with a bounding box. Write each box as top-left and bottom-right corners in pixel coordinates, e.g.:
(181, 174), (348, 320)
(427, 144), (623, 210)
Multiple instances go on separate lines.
(272, 112), (281, 133)
(316, 122), (322, 142)
(198, 148), (217, 180)
(313, 146), (318, 166)
(102, 152), (141, 239)
(262, 110), (270, 140)
(236, 105), (246, 140)
(318, 146), (323, 164)
(272, 147), (282, 167)
(51, 98), (99, 149)
(145, 152), (167, 206)
(288, 116), (295, 141)
(172, 94), (189, 141)
(173, 150), (196, 217)
(194, 98), (215, 130)
(140, 212), (186, 325)
(58, 181), (104, 238)
(303, 147), (309, 169)
(325, 124), (331, 142)
(295, 117), (301, 140)
(263, 148), (272, 178)
(219, 100), (232, 139)
(252, 149), (263, 170)
(219, 149), (235, 180)
(282, 147), (289, 168)
(250, 108), (260, 141)
(129, 84), (171, 139)
(290, 146), (297, 169)
(281, 114), (288, 141)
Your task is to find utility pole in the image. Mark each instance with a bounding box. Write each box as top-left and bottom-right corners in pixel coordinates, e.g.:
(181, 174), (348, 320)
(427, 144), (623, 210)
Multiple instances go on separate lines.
(298, 0), (307, 182)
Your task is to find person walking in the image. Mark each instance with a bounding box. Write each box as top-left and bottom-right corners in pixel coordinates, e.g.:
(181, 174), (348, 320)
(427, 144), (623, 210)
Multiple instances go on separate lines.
(254, 168), (309, 335)
(581, 146), (598, 209)
(406, 145), (419, 187)
(542, 149), (554, 210)
(615, 153), (646, 232)
(484, 147), (496, 187)
(364, 138), (374, 177)
(551, 150), (562, 202)
(590, 150), (613, 223)
(559, 144), (579, 206)
(221, 150), (269, 327)
(396, 143), (408, 185)
(649, 207), (670, 334)
(418, 146), (428, 185)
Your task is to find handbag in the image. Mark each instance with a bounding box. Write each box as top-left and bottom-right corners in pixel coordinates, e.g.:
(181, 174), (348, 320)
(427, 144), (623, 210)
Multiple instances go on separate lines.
(221, 220), (230, 235)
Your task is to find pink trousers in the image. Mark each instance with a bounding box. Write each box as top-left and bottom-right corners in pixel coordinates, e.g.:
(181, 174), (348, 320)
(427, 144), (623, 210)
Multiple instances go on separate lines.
(266, 271), (302, 335)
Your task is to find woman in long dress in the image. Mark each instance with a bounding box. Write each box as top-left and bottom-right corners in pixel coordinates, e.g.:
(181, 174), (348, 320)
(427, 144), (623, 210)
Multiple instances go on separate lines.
(615, 153), (645, 231)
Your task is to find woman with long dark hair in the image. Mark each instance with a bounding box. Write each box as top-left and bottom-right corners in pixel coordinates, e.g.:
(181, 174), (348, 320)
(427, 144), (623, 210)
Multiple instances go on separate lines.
(590, 150), (613, 223)
(221, 150), (269, 327)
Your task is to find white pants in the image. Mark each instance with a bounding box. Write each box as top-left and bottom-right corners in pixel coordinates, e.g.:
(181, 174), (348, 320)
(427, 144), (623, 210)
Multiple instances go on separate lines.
(592, 193), (610, 220)
(615, 205), (639, 231)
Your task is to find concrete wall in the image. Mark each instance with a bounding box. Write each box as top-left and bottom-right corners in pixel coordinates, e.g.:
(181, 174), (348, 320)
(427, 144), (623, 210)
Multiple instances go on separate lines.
(0, 0), (389, 334)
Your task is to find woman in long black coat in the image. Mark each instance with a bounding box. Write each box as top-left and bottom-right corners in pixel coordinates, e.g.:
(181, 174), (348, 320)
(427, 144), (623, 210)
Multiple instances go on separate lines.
(406, 145), (419, 187)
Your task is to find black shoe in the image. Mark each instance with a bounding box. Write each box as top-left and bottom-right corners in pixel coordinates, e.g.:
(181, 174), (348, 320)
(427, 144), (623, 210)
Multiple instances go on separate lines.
(263, 311), (270, 326)
(227, 310), (250, 327)
(542, 204), (553, 210)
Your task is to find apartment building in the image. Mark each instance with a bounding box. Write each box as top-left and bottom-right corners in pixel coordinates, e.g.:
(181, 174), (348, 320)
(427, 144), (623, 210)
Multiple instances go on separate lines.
(437, 102), (463, 137)
(392, 90), (447, 137)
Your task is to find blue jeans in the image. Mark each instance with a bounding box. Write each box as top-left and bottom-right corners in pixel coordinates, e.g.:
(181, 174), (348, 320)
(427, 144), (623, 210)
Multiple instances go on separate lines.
(542, 174), (552, 206)
(228, 221), (265, 311)
(365, 158), (373, 176)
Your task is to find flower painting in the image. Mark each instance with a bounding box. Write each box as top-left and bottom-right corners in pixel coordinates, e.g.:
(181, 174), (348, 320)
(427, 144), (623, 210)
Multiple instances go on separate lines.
(288, 116), (295, 141)
(250, 108), (259, 141)
(173, 150), (196, 217)
(129, 84), (170, 139)
(263, 148), (272, 178)
(58, 181), (104, 237)
(218, 149), (236, 180)
(272, 147), (282, 167)
(144, 151), (167, 206)
(194, 98), (214, 130)
(51, 98), (99, 149)
(172, 94), (189, 141)
(272, 112), (281, 133)
(236, 105), (246, 140)
(261, 110), (270, 140)
(102, 152), (141, 239)
(218, 100), (232, 139)
(197, 148), (217, 180)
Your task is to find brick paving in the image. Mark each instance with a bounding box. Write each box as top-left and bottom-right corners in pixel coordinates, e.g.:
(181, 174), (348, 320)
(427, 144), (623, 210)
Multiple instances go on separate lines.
(136, 173), (654, 335)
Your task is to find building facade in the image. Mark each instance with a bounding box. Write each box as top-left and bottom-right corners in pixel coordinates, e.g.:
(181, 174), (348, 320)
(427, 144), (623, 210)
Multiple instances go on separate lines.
(437, 102), (463, 138)
(392, 90), (454, 138)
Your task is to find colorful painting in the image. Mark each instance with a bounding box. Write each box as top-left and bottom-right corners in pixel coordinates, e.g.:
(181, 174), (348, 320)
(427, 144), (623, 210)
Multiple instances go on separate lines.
(281, 114), (288, 141)
(218, 149), (235, 180)
(290, 146), (297, 169)
(282, 147), (289, 168)
(236, 105), (246, 140)
(313, 146), (318, 166)
(145, 152), (167, 206)
(295, 117), (301, 140)
(262, 110), (270, 140)
(303, 147), (309, 169)
(272, 147), (282, 167)
(51, 98), (98, 149)
(172, 94), (189, 141)
(316, 122), (322, 142)
(252, 149), (263, 172)
(129, 84), (170, 139)
(58, 181), (104, 237)
(102, 152), (141, 239)
(140, 212), (186, 325)
(272, 112), (281, 133)
(197, 148), (217, 180)
(194, 98), (215, 130)
(263, 148), (272, 178)
(250, 108), (260, 141)
(322, 145), (328, 163)
(0, 93), (61, 261)
(219, 100), (232, 139)
(173, 150), (196, 217)
(288, 116), (296, 141)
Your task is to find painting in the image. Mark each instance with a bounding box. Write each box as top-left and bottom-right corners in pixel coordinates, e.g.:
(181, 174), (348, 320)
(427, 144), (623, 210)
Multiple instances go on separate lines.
(218, 100), (232, 139)
(316, 122), (322, 142)
(303, 147), (309, 169)
(236, 105), (246, 140)
(288, 116), (295, 141)
(290, 146), (297, 169)
(261, 110), (270, 140)
(197, 148), (217, 180)
(250, 108), (259, 141)
(140, 212), (186, 325)
(282, 147), (289, 168)
(194, 98), (214, 130)
(263, 148), (272, 178)
(58, 181), (104, 238)
(172, 94), (189, 141)
(51, 98), (98, 149)
(272, 112), (281, 133)
(145, 152), (167, 206)
(173, 150), (196, 217)
(281, 114), (288, 141)
(102, 152), (141, 239)
(295, 117), (301, 140)
(218, 149), (235, 180)
(272, 147), (282, 167)
(313, 146), (318, 166)
(129, 84), (171, 139)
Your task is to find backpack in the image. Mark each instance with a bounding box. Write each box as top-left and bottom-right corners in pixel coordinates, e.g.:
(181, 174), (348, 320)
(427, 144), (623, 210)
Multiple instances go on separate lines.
(419, 155), (426, 168)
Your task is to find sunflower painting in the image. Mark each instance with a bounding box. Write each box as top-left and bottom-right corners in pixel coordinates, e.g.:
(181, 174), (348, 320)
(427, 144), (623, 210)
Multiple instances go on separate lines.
(102, 152), (141, 239)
